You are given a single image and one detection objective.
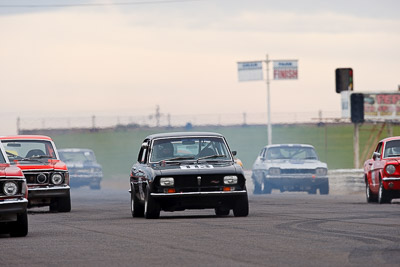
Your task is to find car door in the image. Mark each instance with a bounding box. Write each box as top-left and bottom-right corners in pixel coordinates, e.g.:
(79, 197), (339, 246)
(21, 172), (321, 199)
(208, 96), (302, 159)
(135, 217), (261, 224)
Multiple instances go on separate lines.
(369, 142), (384, 193)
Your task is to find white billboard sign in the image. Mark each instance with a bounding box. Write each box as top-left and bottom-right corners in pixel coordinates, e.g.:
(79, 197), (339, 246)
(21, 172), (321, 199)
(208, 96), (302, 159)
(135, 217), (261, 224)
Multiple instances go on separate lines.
(364, 92), (400, 120)
(237, 61), (263, 82)
(273, 60), (298, 80)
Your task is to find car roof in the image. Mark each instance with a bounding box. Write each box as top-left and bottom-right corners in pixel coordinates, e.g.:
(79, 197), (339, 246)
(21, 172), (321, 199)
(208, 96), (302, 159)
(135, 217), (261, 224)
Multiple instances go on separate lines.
(263, 144), (315, 149)
(0, 135), (53, 141)
(379, 136), (400, 143)
(145, 132), (224, 140)
(58, 148), (94, 153)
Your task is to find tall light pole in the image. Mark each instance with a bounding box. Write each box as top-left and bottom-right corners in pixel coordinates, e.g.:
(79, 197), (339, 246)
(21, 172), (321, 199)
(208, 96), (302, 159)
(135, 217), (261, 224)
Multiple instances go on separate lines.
(266, 54), (272, 145)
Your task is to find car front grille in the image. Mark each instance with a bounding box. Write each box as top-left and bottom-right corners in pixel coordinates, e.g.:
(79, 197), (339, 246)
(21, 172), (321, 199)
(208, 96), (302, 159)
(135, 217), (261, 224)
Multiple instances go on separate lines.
(157, 174), (228, 192)
(280, 169), (316, 175)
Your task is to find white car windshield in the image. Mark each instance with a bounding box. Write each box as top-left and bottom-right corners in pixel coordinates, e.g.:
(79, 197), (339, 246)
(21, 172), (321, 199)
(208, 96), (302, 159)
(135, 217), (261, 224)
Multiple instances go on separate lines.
(267, 146), (318, 160)
(150, 137), (231, 162)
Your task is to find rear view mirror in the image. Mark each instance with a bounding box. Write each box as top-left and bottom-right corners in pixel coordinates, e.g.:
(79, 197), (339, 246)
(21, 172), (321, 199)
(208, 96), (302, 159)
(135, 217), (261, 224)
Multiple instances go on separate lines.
(373, 152), (381, 160)
(6, 143), (21, 147)
(232, 151), (237, 156)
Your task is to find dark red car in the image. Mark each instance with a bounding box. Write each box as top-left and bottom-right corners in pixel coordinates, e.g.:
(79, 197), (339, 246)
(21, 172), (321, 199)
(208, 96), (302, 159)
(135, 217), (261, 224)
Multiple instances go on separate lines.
(364, 136), (400, 204)
(0, 135), (71, 212)
(0, 143), (28, 237)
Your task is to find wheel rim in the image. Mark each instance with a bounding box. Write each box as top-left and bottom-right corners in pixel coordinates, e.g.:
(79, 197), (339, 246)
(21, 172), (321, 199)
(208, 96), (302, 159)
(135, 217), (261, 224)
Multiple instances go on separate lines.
(131, 197), (134, 213)
(366, 183), (370, 199)
(379, 182), (383, 201)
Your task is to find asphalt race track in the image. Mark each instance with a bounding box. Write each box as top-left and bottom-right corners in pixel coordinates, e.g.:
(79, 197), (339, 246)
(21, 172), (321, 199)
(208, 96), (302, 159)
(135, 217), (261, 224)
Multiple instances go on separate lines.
(2, 179), (400, 266)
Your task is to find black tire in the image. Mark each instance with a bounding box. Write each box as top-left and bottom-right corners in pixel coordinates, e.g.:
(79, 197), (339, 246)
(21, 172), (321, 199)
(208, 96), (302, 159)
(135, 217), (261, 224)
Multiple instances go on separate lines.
(253, 181), (262, 194)
(308, 186), (317, 195)
(263, 179), (272, 194)
(144, 186), (160, 219)
(215, 207), (230, 216)
(366, 181), (377, 203)
(131, 186), (144, 218)
(90, 182), (101, 190)
(10, 211), (28, 237)
(233, 194), (249, 217)
(378, 179), (391, 204)
(319, 182), (329, 195)
(52, 191), (71, 212)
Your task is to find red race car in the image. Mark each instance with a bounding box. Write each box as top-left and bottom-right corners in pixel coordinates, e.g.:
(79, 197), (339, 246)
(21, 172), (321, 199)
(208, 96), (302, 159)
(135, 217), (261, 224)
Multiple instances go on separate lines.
(364, 136), (400, 204)
(0, 143), (28, 237)
(0, 135), (71, 212)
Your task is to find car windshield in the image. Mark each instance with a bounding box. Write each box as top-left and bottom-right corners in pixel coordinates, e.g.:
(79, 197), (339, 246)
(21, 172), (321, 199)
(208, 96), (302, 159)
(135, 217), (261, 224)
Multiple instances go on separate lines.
(149, 137), (231, 163)
(2, 140), (57, 161)
(384, 140), (400, 158)
(0, 149), (6, 164)
(59, 151), (96, 162)
(267, 146), (318, 160)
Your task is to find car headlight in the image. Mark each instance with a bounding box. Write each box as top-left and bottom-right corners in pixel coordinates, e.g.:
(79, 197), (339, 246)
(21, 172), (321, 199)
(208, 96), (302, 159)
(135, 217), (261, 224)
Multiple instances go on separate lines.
(385, 164), (396, 175)
(3, 181), (18, 196)
(51, 173), (64, 185)
(224, 175), (238, 184)
(269, 168), (281, 175)
(316, 168), (327, 176)
(37, 173), (47, 184)
(160, 177), (174, 186)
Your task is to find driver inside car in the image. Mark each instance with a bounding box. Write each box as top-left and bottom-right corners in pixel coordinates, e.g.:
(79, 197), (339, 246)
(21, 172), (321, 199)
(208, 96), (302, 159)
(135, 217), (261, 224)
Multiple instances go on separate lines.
(155, 142), (174, 160)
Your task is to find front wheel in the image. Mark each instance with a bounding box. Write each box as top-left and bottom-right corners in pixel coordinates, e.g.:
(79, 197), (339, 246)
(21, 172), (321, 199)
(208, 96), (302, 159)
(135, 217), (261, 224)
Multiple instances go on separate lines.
(10, 211), (28, 237)
(319, 182), (329, 195)
(253, 181), (262, 194)
(366, 182), (377, 203)
(144, 186), (160, 219)
(131, 186), (144, 217)
(263, 179), (272, 194)
(378, 180), (392, 204)
(233, 194), (249, 217)
(215, 207), (230, 216)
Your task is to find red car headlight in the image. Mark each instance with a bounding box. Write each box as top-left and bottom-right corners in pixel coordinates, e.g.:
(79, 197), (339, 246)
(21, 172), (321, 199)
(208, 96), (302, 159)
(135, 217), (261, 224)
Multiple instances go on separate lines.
(385, 164), (396, 175)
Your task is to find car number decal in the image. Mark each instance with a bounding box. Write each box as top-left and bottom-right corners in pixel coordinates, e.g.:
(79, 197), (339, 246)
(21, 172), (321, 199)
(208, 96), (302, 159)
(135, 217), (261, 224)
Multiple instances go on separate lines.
(180, 165), (214, 169)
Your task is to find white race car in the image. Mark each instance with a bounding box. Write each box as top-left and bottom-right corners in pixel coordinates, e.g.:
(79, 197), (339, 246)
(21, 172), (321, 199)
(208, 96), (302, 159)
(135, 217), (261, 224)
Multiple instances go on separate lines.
(251, 144), (329, 195)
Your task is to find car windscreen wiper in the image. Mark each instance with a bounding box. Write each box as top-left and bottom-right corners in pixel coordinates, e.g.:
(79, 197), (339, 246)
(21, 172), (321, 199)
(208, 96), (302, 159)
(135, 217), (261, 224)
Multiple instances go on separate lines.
(157, 156), (195, 164)
(29, 155), (53, 159)
(197, 154), (227, 162)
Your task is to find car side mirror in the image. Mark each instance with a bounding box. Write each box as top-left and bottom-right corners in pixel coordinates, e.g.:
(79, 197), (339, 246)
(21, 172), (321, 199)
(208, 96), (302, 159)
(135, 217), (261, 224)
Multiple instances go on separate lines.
(373, 152), (381, 160)
(232, 151), (237, 156)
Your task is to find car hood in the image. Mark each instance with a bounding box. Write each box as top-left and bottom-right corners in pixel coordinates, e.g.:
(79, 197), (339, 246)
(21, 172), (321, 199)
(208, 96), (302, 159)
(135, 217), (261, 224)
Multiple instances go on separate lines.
(65, 161), (101, 169)
(151, 162), (243, 176)
(0, 163), (24, 177)
(11, 159), (67, 172)
(264, 159), (327, 169)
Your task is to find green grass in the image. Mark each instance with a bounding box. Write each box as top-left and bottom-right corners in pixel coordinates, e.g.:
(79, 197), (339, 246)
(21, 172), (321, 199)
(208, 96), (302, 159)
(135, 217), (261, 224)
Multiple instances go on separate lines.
(49, 123), (398, 179)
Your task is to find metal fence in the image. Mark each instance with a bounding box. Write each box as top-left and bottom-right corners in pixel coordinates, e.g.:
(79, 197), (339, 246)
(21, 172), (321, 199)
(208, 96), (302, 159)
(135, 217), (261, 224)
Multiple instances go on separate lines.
(17, 110), (343, 132)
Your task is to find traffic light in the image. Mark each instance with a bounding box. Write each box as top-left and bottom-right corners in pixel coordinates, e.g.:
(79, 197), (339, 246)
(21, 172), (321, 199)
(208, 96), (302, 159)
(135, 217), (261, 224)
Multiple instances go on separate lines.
(351, 93), (364, 123)
(336, 68), (353, 93)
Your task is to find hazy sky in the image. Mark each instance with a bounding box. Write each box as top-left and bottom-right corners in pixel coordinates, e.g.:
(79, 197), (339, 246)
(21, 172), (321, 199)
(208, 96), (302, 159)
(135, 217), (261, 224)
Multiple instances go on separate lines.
(1, 0), (399, 133)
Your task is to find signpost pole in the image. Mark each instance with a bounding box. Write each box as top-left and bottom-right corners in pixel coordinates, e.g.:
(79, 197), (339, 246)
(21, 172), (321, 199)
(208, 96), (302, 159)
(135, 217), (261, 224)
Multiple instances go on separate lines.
(354, 123), (360, 168)
(266, 54), (272, 145)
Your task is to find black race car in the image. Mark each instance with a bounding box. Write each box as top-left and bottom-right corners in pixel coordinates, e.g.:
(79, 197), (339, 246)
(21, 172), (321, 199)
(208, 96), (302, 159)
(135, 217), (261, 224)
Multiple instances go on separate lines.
(129, 132), (249, 219)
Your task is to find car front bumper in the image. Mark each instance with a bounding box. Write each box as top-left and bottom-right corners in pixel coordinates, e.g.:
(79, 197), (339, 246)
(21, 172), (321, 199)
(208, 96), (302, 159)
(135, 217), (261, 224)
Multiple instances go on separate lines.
(0, 198), (28, 215)
(151, 190), (247, 198)
(150, 190), (248, 211)
(382, 178), (400, 190)
(28, 185), (70, 199)
(265, 176), (328, 189)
